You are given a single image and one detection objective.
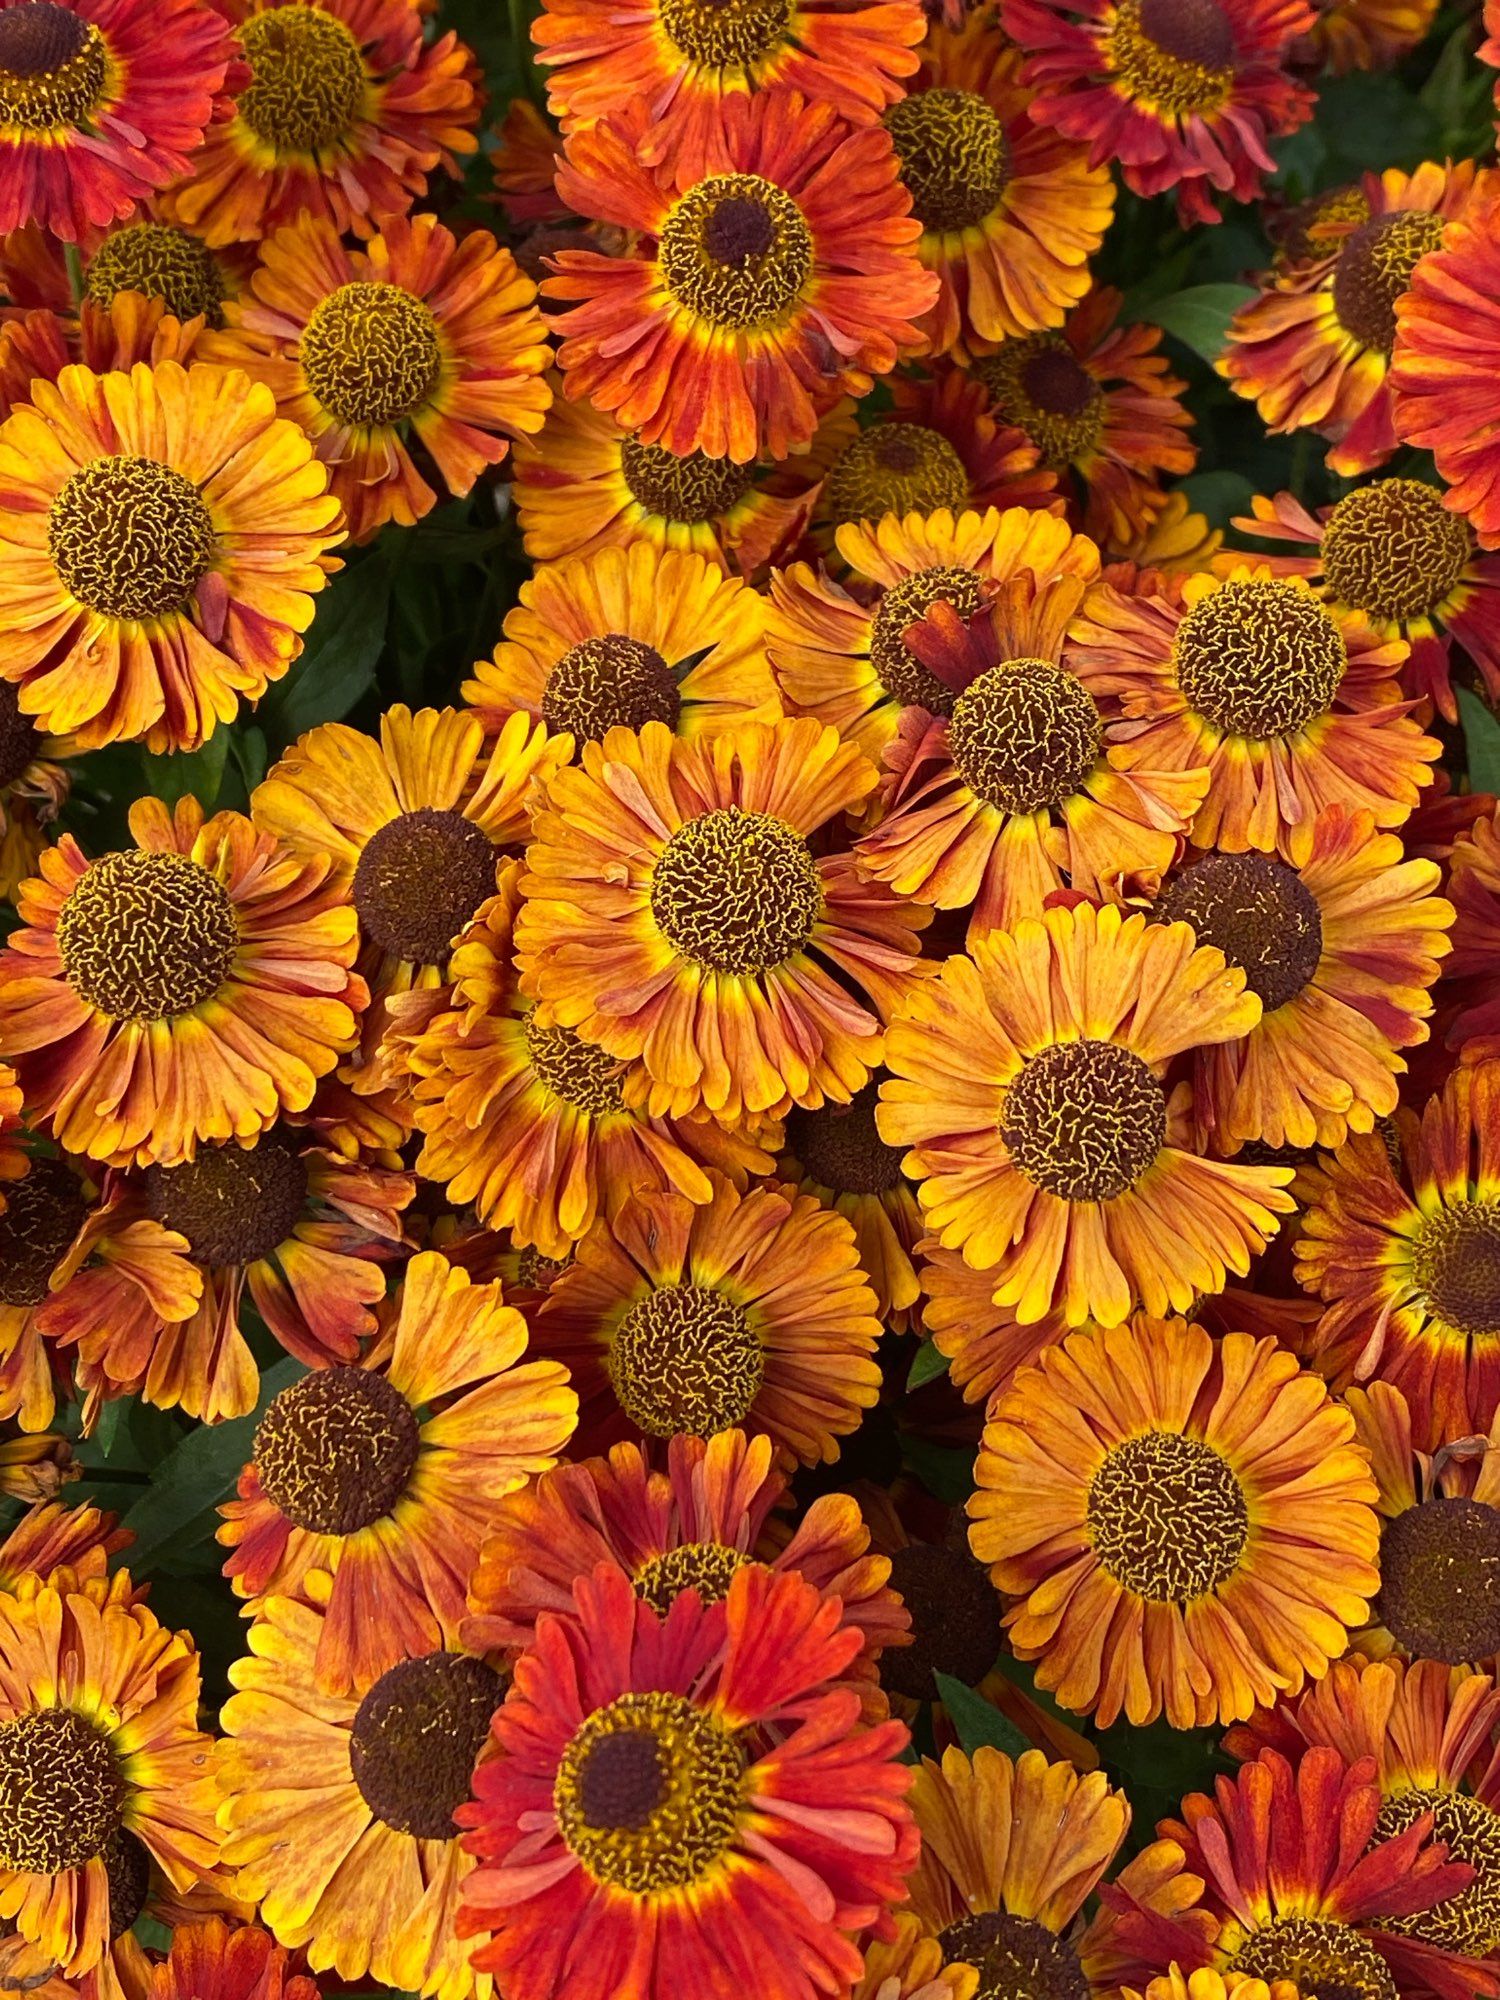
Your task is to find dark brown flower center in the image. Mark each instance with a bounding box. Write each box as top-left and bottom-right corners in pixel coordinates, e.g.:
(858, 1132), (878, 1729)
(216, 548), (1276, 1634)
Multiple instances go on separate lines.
(883, 88), (1012, 234)
(0, 1158), (88, 1310)
(142, 1136), (309, 1268)
(0, 683), (40, 791)
(1173, 579), (1347, 739)
(949, 657), (1104, 814)
(786, 1082), (905, 1195)
(1378, 1496), (1500, 1663)
(1321, 479), (1473, 624)
(1411, 1199), (1500, 1339)
(823, 426), (971, 531)
(0, 1709), (124, 1876)
(49, 456), (216, 623)
(973, 338), (1105, 467)
(1137, 0), (1234, 61)
(659, 174), (813, 331)
(633, 1541), (746, 1616)
(1087, 1429), (1249, 1601)
(238, 2), (366, 153)
(1155, 850), (1323, 1012)
(254, 1365), (421, 1536)
(352, 807), (497, 967)
(619, 438), (755, 524)
(650, 806), (821, 975)
(881, 1543), (1000, 1701)
(607, 1283), (765, 1439)
(1333, 211), (1448, 354)
(869, 565), (986, 714)
(1105, 0), (1235, 114)
(102, 1829), (152, 1939)
(937, 1913), (1090, 2000)
(0, 2), (107, 131)
(348, 1652), (505, 1841)
(85, 224), (227, 326)
(57, 849), (239, 1021)
(301, 281), (442, 429)
(541, 635), (681, 745)
(1376, 1786), (1500, 1958)
(1001, 1039), (1166, 1202)
(1231, 1918), (1397, 2000)
(656, 0), (794, 66)
(523, 1012), (626, 1116)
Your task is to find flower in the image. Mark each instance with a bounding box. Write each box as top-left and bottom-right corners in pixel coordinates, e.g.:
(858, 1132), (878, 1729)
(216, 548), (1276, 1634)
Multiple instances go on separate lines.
(969, 288), (1196, 547)
(0, 0), (237, 242)
(463, 1427), (908, 1710)
(524, 1171), (883, 1464)
(918, 1239), (1072, 1406)
(546, 88), (937, 462)
(151, 1919), (319, 2000)
(205, 214), (551, 544)
(1152, 806), (1452, 1153)
(1297, 0), (1435, 69)
(0, 360), (343, 752)
(218, 1249), (577, 1692)
(969, 1317), (1378, 1727)
(1109, 489), (1222, 575)
(854, 560), (1213, 938)
(1445, 802), (1500, 1060)
(81, 217), (241, 327)
(491, 97), (570, 227)
(854, 1917), (977, 2000)
(1219, 162), (1483, 476)
(158, 0), (482, 248)
(0, 289), (209, 423)
(463, 543), (779, 756)
(532, 0), (923, 176)
(882, 15), (1113, 361)
(0, 797), (364, 1169)
(1392, 182), (1500, 551)
(1066, 566), (1440, 856)
(879, 902), (1295, 1326)
(218, 1577), (505, 2000)
(999, 0), (1315, 225)
(0, 684), (70, 903)
(457, 1562), (918, 2000)
(0, 1497), (126, 1590)
(0, 1428), (75, 1504)
(0, 1571), (218, 1977)
(515, 716), (929, 1122)
(1294, 1061), (1500, 1450)
(1125, 1975), (1301, 2000)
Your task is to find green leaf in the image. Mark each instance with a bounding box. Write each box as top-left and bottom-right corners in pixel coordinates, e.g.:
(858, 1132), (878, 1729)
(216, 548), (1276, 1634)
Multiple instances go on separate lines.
(907, 1338), (950, 1390)
(139, 729), (230, 812)
(259, 563), (390, 749)
(1182, 470), (1256, 529)
(934, 1675), (1031, 1759)
(901, 1435), (974, 1507)
(1458, 686), (1500, 794)
(1139, 285), (1255, 362)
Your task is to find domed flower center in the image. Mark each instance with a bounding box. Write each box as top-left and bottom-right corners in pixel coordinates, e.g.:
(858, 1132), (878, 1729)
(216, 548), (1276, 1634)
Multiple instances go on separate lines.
(1155, 850), (1323, 1013)
(1231, 1918), (1397, 2000)
(1321, 479), (1473, 624)
(49, 455), (216, 623)
(102, 1830), (151, 1939)
(515, 1245), (571, 1291)
(301, 282), (442, 429)
(1087, 1428), (1249, 1601)
(0, 683), (40, 790)
(541, 634), (682, 744)
(85, 223), (227, 326)
(1411, 1199), (1500, 1340)
(555, 1690), (746, 1890)
(883, 88), (1012, 234)
(881, 1542), (1000, 1701)
(254, 1365), (421, 1536)
(949, 656), (1105, 814)
(0, 1158), (88, 1310)
(1333, 210), (1448, 353)
(659, 175), (814, 331)
(238, 3), (366, 153)
(142, 1135), (310, 1269)
(1277, 183), (1371, 266)
(1376, 1786), (1500, 1958)
(0, 1), (107, 131)
(1173, 578), (1348, 740)
(620, 437), (755, 524)
(0, 1708), (124, 1875)
(937, 1912), (1090, 2000)
(633, 1540), (747, 1616)
(974, 337), (1105, 467)
(657, 0), (793, 66)
(1001, 1039), (1166, 1202)
(869, 565), (985, 714)
(650, 806), (821, 975)
(607, 1283), (765, 1438)
(786, 1082), (905, 1195)
(523, 1012), (626, 1117)
(1105, 0), (1236, 116)
(57, 849), (239, 1022)
(349, 1652), (505, 1841)
(1378, 1496), (1500, 1663)
(352, 807), (497, 967)
(823, 425), (971, 531)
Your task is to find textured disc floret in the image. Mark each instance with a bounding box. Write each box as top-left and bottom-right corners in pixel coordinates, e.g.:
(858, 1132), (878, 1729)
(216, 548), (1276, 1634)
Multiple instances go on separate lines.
(142, 1136), (310, 1268)
(948, 657), (1104, 814)
(658, 175), (814, 331)
(649, 806), (822, 975)
(975, 337), (1106, 466)
(554, 1690), (746, 1892)
(1000, 1039), (1166, 1202)
(786, 1083), (905, 1195)
(85, 223), (227, 324)
(823, 426), (971, 530)
(49, 456), (217, 623)
(619, 438), (756, 524)
(1377, 1496), (1500, 1663)
(0, 2), (107, 130)
(1231, 1920), (1398, 2000)
(101, 1830), (152, 1938)
(0, 1157), (88, 1308)
(1104, 0), (1236, 115)
(1333, 211), (1448, 352)
(1156, 851), (1323, 1012)
(541, 636), (682, 743)
(301, 282), (443, 430)
(524, 1012), (627, 1117)
(1377, 1787), (1500, 1958)
(237, 3), (367, 152)
(0, 683), (40, 790)
(1321, 479), (1472, 623)
(57, 849), (240, 1022)
(255, 1366), (421, 1536)
(1172, 579), (1347, 739)
(869, 565), (985, 713)
(607, 1283), (765, 1438)
(937, 1913), (1089, 2000)
(349, 1653), (505, 1840)
(352, 808), (497, 966)
(656, 0), (793, 66)
(1086, 1429), (1250, 1601)
(632, 1541), (746, 1616)
(883, 88), (1012, 234)
(1411, 1199), (1500, 1338)
(0, 1708), (125, 1875)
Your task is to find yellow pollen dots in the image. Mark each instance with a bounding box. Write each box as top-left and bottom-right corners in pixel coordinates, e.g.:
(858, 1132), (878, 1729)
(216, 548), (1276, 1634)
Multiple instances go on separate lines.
(658, 174), (814, 330)
(975, 337), (1106, 466)
(1410, 1198), (1500, 1339)
(0, 1), (107, 130)
(554, 1690), (746, 1892)
(1376, 1496), (1500, 1663)
(649, 805), (822, 974)
(348, 1653), (505, 1840)
(1086, 1430), (1250, 1601)
(884, 88), (1013, 234)
(1001, 1039), (1167, 1201)
(301, 282), (443, 430)
(1376, 1788), (1500, 1958)
(1156, 851), (1323, 1011)
(937, 1911), (1091, 2000)
(0, 1708), (124, 1874)
(656, 0), (794, 66)
(607, 1284), (766, 1437)
(1231, 1920), (1397, 2000)
(254, 1365), (421, 1535)
(85, 222), (227, 323)
(1320, 479), (1472, 622)
(823, 425), (972, 528)
(1332, 211), (1448, 353)
(1105, 0), (1236, 116)
(237, 3), (367, 153)
(541, 634), (682, 742)
(632, 1541), (746, 1616)
(787, 1083), (906, 1195)
(619, 437), (756, 524)
(523, 1012), (627, 1116)
(868, 565), (985, 712)
(142, 1136), (310, 1268)
(0, 1157), (88, 1308)
(48, 455), (217, 623)
(948, 656), (1104, 814)
(56, 849), (239, 1021)
(351, 807), (497, 965)
(1172, 578), (1347, 738)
